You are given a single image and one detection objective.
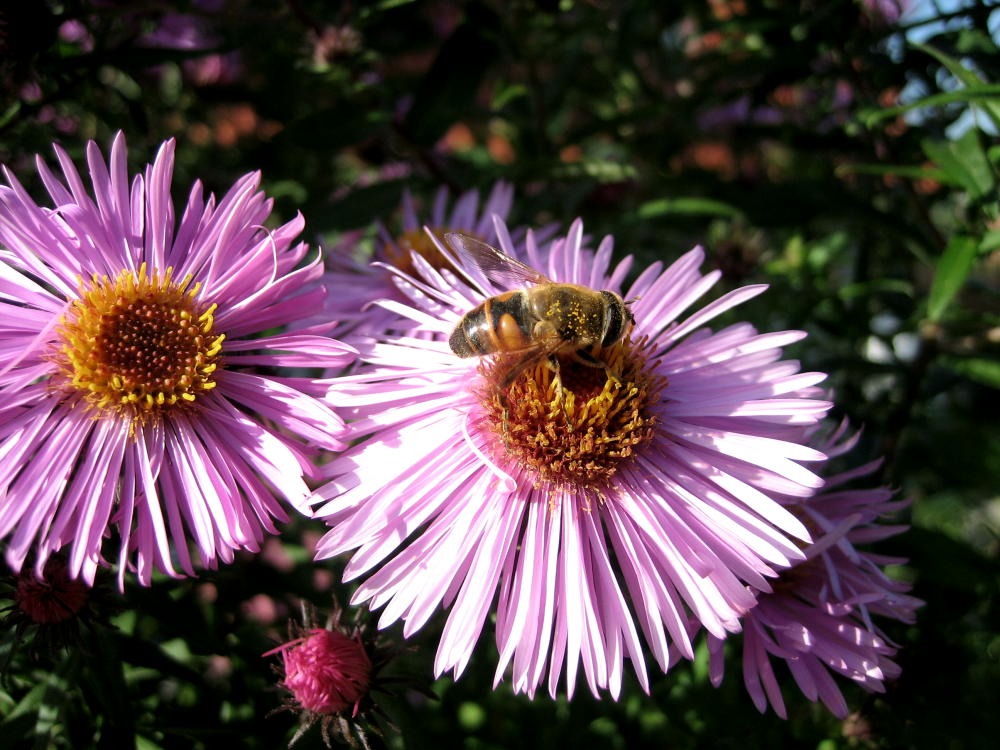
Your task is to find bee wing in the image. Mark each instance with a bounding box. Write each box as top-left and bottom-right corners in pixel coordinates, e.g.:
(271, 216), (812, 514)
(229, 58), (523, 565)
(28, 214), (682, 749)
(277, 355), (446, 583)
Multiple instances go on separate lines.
(444, 232), (552, 288)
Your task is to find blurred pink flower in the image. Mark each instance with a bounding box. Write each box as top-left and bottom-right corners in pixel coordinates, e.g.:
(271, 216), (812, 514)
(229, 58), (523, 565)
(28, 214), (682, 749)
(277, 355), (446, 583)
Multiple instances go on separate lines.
(319, 181), (533, 338)
(140, 8), (243, 85)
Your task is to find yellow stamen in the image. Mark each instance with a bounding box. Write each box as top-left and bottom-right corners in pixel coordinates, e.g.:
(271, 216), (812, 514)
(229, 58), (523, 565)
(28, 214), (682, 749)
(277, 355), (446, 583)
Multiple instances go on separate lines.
(481, 338), (664, 499)
(52, 265), (224, 427)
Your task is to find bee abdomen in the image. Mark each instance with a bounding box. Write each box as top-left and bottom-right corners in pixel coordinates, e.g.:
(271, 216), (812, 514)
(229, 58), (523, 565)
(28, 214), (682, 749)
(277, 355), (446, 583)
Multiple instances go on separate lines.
(449, 291), (530, 358)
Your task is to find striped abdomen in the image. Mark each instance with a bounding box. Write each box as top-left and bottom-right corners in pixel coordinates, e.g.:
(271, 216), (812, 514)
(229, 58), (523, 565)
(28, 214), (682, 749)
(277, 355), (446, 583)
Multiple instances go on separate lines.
(449, 291), (533, 357)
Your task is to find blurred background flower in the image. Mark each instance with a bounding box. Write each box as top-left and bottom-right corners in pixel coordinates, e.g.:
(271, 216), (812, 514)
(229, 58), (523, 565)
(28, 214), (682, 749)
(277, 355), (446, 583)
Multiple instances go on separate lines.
(316, 181), (523, 338)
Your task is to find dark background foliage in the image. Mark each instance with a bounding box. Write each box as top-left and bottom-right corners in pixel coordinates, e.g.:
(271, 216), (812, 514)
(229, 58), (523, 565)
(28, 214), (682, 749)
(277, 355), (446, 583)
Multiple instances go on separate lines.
(1, 0), (998, 748)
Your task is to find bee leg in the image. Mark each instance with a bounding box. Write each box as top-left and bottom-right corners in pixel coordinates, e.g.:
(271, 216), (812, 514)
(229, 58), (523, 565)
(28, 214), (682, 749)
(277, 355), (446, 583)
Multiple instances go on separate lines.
(572, 349), (622, 385)
(545, 355), (573, 429)
(494, 351), (543, 441)
(493, 381), (518, 443)
(497, 392), (511, 441)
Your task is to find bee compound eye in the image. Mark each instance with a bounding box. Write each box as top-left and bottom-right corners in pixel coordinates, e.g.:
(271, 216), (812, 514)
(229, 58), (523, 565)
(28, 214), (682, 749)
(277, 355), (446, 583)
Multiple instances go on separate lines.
(600, 291), (626, 346)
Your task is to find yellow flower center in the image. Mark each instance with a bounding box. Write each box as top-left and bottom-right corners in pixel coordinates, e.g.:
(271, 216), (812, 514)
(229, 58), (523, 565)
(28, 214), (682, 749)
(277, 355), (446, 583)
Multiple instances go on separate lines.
(480, 338), (664, 499)
(54, 263), (224, 424)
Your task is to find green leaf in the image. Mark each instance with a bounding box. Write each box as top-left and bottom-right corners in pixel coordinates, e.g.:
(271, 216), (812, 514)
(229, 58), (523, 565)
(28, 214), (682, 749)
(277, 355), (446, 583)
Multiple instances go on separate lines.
(636, 197), (743, 219)
(859, 84), (1000, 127)
(913, 42), (1000, 131)
(834, 162), (958, 185)
(979, 231), (1000, 253)
(305, 180), (405, 232)
(492, 83), (529, 110)
(550, 160), (638, 182)
(921, 130), (995, 199)
(942, 356), (1000, 389)
(360, 0), (418, 14)
(837, 279), (915, 300)
(0, 100), (22, 129)
(928, 235), (978, 321)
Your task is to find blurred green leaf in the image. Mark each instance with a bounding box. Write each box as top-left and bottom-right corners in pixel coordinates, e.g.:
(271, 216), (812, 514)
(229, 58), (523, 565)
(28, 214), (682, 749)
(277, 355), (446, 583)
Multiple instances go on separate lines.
(903, 527), (1000, 594)
(360, 0), (418, 14)
(492, 83), (529, 110)
(921, 130), (995, 200)
(941, 356), (1000, 389)
(859, 84), (1000, 127)
(305, 180), (405, 232)
(838, 279), (915, 300)
(979, 231), (1000, 253)
(80, 629), (136, 747)
(637, 197), (743, 219)
(551, 160), (638, 182)
(0, 101), (22, 129)
(913, 42), (1000, 131)
(928, 234), (978, 321)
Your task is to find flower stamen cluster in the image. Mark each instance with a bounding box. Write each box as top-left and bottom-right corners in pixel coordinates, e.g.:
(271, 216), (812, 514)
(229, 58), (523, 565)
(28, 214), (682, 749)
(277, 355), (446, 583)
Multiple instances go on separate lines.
(480, 338), (665, 495)
(54, 262), (223, 424)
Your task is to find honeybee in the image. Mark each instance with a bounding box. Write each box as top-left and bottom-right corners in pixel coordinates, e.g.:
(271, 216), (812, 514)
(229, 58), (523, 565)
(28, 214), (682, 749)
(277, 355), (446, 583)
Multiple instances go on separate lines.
(445, 233), (635, 396)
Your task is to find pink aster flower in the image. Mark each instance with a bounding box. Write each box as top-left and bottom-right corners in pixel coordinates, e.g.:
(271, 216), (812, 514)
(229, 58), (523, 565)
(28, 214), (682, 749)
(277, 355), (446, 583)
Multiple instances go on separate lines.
(0, 133), (354, 588)
(314, 217), (832, 698)
(707, 422), (922, 718)
(319, 181), (530, 338)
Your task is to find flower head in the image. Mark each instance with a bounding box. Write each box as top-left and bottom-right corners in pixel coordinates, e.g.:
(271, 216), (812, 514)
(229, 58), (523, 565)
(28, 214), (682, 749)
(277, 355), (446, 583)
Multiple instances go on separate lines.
(315, 218), (832, 698)
(278, 628), (372, 715)
(708, 422), (922, 718)
(0, 133), (354, 587)
(12, 556), (90, 625)
(265, 601), (403, 749)
(319, 182), (521, 338)
(0, 556), (117, 665)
